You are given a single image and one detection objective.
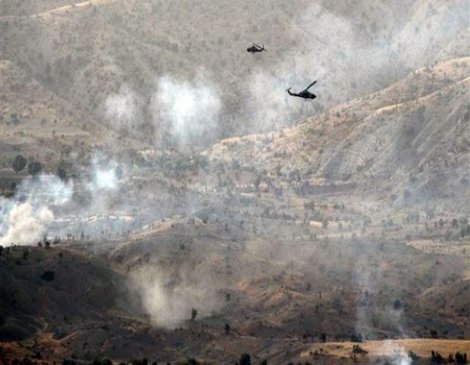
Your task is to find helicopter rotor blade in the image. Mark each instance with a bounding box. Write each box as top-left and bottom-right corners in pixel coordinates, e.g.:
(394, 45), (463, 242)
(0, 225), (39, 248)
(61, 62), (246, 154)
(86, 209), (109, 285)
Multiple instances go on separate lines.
(303, 80), (317, 92)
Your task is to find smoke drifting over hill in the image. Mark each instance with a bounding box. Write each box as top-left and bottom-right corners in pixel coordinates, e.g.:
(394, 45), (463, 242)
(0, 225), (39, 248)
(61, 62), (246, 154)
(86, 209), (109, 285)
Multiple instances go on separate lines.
(132, 265), (222, 327)
(0, 1), (469, 362)
(0, 175), (73, 246)
(104, 75), (222, 147)
(244, 1), (469, 132)
(0, 156), (124, 246)
(105, 84), (144, 132)
(380, 341), (413, 365)
(93, 1), (470, 144)
(1, 203), (53, 246)
(151, 75), (222, 146)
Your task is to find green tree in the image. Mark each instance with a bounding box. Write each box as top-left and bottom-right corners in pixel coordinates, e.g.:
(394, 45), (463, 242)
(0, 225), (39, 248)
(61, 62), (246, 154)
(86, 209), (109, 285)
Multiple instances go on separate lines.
(28, 161), (42, 175)
(239, 353), (251, 365)
(12, 155), (27, 172)
(57, 166), (67, 180)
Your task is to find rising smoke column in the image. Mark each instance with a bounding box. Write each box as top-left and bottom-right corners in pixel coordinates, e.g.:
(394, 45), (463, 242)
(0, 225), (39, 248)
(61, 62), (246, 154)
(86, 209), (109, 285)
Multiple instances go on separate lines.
(352, 245), (415, 364)
(380, 341), (412, 365)
(151, 75), (222, 146)
(0, 175), (74, 246)
(0, 154), (126, 246)
(105, 85), (144, 132)
(132, 265), (223, 328)
(1, 202), (53, 246)
(87, 154), (120, 191)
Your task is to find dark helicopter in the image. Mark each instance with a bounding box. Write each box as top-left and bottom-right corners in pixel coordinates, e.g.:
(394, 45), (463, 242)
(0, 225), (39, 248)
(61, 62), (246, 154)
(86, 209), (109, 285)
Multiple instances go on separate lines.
(247, 42), (266, 53)
(287, 80), (317, 100)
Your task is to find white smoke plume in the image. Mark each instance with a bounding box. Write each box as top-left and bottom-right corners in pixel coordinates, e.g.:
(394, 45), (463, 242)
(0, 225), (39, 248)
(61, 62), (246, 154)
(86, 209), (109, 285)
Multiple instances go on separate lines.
(244, 1), (469, 133)
(1, 203), (53, 246)
(380, 341), (412, 365)
(105, 85), (143, 131)
(0, 175), (74, 246)
(353, 258), (375, 337)
(87, 155), (120, 191)
(0, 153), (125, 247)
(132, 266), (222, 328)
(17, 174), (74, 206)
(151, 75), (222, 146)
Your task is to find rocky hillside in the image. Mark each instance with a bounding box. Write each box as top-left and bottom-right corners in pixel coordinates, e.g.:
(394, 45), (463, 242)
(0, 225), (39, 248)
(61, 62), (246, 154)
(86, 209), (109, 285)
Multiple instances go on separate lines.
(207, 57), (470, 205)
(1, 0), (468, 141)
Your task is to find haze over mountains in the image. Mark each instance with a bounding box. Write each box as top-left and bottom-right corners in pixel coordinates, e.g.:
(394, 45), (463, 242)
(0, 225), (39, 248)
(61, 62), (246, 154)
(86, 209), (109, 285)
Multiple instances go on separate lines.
(0, 0), (469, 364)
(1, 0), (468, 143)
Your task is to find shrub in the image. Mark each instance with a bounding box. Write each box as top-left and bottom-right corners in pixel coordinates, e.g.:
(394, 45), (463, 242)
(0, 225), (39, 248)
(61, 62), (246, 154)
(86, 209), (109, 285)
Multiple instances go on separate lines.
(350, 334), (363, 342)
(130, 359), (148, 365)
(57, 166), (67, 180)
(352, 344), (367, 354)
(0, 324), (30, 341)
(455, 352), (468, 364)
(41, 270), (55, 281)
(239, 353), (251, 365)
(12, 155), (27, 172)
(92, 358), (113, 365)
(408, 351), (419, 360)
(431, 350), (444, 363)
(28, 161), (42, 175)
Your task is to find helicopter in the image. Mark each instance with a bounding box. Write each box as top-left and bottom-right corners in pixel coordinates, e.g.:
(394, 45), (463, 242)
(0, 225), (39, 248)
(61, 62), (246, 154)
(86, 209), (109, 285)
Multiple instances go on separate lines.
(247, 42), (267, 53)
(286, 80), (317, 100)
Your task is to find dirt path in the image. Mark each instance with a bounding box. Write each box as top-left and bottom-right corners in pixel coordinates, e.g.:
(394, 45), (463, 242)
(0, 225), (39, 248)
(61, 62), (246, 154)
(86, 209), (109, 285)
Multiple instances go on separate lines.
(0, 0), (119, 21)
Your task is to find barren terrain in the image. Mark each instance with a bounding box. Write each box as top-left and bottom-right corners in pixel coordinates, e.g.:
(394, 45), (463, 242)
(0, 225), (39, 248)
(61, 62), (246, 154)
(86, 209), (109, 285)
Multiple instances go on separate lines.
(1, 0), (469, 364)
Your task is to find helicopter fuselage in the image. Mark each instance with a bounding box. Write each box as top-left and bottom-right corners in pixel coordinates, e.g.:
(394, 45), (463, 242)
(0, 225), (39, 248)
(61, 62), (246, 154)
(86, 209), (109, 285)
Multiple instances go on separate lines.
(247, 45), (265, 53)
(297, 91), (316, 99)
(287, 88), (316, 99)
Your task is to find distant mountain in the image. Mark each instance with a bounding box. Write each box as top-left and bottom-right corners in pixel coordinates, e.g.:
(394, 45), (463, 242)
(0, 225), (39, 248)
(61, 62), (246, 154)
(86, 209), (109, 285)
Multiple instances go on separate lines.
(1, 0), (468, 143)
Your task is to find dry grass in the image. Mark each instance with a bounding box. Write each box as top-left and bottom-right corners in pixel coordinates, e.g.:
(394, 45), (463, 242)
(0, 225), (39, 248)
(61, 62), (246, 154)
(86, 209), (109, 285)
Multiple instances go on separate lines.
(302, 339), (470, 358)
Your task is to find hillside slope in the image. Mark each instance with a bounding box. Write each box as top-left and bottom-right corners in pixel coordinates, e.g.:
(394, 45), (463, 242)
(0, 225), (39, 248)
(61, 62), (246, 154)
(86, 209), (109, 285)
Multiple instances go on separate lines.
(1, 0), (468, 141)
(207, 57), (470, 206)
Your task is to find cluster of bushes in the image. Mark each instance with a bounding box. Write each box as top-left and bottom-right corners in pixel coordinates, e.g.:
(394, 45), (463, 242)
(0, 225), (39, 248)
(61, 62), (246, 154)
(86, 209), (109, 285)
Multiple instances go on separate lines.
(6, 350), (467, 365)
(40, 270), (55, 282)
(352, 344), (368, 354)
(89, 358), (158, 365)
(11, 154), (71, 181)
(431, 350), (468, 364)
(11, 154), (42, 175)
(67, 356), (262, 365)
